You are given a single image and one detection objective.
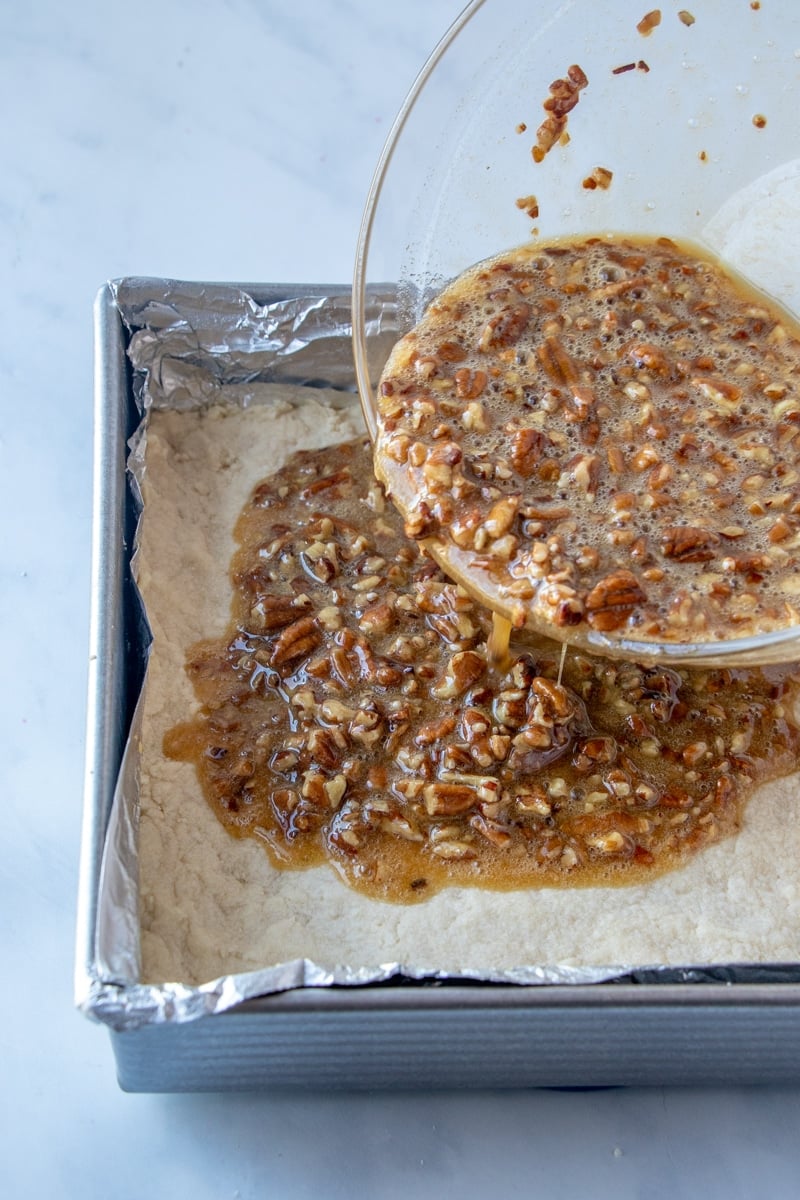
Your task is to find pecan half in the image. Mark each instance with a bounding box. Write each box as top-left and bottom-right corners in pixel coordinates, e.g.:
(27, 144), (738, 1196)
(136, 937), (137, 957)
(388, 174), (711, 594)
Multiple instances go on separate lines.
(433, 649), (486, 699)
(661, 526), (720, 563)
(625, 342), (670, 375)
(454, 368), (488, 399)
(530, 676), (573, 719)
(511, 428), (551, 477)
(270, 616), (322, 665)
(585, 570), (646, 631)
(478, 303), (530, 351)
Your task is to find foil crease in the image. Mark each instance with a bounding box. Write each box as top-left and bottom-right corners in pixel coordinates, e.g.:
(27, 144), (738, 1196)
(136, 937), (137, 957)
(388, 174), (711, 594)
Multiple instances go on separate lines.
(81, 281), (794, 1033)
(115, 278), (398, 410)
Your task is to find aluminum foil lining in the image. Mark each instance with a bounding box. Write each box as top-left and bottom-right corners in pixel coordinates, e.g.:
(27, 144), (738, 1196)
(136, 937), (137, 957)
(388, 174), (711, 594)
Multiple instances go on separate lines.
(80, 281), (799, 1033)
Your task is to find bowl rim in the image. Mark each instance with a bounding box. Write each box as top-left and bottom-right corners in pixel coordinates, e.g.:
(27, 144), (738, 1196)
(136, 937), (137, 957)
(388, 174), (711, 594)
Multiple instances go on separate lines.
(352, 0), (484, 441)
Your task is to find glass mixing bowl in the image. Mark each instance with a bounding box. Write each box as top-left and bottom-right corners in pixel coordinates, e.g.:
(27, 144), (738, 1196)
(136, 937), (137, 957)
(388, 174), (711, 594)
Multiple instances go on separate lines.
(353, 0), (800, 665)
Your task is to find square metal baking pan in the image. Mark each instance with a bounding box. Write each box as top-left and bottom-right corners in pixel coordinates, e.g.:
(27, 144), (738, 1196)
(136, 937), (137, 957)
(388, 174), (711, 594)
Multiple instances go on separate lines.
(77, 278), (800, 1091)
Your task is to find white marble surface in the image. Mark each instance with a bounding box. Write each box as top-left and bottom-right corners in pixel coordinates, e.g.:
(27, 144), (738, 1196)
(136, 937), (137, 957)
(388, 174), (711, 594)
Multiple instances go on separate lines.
(3, 0), (800, 1194)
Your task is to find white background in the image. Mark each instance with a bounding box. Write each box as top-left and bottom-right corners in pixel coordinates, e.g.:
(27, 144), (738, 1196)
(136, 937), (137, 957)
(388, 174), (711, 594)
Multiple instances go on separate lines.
(2, 0), (799, 1194)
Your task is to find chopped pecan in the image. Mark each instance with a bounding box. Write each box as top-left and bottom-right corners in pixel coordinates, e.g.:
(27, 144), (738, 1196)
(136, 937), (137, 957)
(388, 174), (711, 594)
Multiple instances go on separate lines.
(492, 687), (529, 729)
(307, 727), (347, 770)
(404, 502), (436, 539)
(691, 377), (742, 410)
(423, 782), (478, 816)
(433, 650), (486, 699)
(250, 594), (311, 631)
(568, 453), (600, 494)
(625, 342), (670, 375)
(582, 166), (613, 191)
(483, 494), (520, 538)
(300, 468), (352, 498)
(637, 9), (661, 36)
(415, 713), (457, 746)
(358, 600), (396, 634)
(437, 340), (467, 363)
(532, 65), (588, 161)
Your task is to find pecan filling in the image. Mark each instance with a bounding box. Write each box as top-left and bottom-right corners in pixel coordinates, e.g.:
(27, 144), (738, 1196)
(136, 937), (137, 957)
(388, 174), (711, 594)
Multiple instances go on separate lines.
(165, 438), (800, 901)
(374, 236), (800, 650)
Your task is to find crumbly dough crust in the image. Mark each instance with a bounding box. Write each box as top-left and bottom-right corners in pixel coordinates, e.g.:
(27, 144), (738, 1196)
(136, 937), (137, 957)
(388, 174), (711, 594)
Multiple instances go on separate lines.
(135, 387), (800, 986)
